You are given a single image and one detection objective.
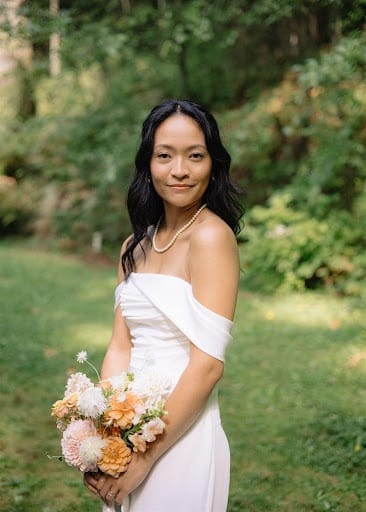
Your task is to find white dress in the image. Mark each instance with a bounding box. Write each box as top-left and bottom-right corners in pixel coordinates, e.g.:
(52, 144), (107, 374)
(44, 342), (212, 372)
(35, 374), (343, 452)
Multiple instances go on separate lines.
(105, 272), (232, 512)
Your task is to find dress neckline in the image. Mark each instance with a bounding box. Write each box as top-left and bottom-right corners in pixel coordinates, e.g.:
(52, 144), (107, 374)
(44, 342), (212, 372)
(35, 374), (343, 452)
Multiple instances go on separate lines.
(130, 272), (191, 287)
(126, 272), (233, 325)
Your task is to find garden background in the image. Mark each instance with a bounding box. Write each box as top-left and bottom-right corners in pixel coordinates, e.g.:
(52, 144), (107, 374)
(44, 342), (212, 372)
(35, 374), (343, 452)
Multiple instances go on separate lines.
(0, 1), (366, 511)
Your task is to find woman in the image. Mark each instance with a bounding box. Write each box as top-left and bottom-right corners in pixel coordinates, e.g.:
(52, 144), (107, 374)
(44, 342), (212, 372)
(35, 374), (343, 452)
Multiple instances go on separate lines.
(85, 99), (243, 511)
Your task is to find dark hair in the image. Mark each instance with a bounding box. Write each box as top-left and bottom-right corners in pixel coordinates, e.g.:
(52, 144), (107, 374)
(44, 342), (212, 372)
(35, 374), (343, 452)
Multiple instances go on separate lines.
(122, 99), (243, 275)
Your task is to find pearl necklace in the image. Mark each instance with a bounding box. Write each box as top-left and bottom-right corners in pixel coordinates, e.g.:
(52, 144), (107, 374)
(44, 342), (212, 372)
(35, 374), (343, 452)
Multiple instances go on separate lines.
(152, 204), (207, 253)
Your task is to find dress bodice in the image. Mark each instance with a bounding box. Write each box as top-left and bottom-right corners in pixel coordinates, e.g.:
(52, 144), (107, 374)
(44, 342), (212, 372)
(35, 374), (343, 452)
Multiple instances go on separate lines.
(114, 273), (233, 380)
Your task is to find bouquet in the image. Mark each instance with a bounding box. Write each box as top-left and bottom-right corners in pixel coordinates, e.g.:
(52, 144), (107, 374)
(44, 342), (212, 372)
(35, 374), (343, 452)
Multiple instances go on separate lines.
(51, 351), (169, 477)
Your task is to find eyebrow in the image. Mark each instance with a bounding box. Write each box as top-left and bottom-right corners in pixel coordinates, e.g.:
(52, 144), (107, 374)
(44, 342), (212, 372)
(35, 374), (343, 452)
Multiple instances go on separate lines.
(153, 144), (207, 150)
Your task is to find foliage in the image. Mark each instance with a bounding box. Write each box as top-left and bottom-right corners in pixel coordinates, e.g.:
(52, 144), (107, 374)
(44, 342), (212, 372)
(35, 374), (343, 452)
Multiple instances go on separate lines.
(224, 31), (366, 206)
(224, 31), (366, 293)
(1, 243), (366, 511)
(240, 193), (366, 294)
(0, 178), (38, 235)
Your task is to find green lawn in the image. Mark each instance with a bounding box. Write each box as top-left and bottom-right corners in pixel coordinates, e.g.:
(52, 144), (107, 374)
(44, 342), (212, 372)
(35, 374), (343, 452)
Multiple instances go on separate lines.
(0, 242), (365, 512)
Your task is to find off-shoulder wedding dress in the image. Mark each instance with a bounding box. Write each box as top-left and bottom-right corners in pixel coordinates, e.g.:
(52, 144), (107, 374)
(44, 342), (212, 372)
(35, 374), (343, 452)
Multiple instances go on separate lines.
(103, 272), (232, 512)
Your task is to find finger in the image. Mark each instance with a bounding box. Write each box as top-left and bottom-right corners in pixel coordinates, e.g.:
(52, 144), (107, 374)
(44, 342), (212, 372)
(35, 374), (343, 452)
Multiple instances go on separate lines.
(85, 483), (99, 497)
(108, 480), (126, 506)
(99, 482), (115, 503)
(96, 476), (107, 491)
(115, 488), (126, 506)
(83, 476), (99, 497)
(84, 472), (99, 488)
(105, 491), (116, 505)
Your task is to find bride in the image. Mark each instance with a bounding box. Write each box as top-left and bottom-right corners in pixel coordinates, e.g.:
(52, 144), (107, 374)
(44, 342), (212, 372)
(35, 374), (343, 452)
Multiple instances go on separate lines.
(84, 99), (243, 511)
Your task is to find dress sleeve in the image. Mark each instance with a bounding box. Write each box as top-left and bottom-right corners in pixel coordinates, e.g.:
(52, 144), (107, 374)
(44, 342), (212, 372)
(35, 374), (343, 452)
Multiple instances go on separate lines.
(129, 274), (233, 362)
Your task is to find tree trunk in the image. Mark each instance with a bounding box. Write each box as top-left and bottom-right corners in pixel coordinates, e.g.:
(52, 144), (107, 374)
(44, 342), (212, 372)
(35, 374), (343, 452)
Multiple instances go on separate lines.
(49, 0), (61, 76)
(121, 0), (131, 13)
(17, 62), (36, 120)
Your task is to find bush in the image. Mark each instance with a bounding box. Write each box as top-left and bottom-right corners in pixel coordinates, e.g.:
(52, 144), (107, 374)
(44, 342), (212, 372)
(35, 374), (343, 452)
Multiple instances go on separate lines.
(240, 193), (366, 295)
(225, 31), (366, 295)
(0, 177), (38, 235)
(54, 180), (130, 249)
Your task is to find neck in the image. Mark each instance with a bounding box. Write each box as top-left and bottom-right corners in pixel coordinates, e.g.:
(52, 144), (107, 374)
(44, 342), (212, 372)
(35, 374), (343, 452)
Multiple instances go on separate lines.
(152, 203), (207, 254)
(161, 203), (203, 231)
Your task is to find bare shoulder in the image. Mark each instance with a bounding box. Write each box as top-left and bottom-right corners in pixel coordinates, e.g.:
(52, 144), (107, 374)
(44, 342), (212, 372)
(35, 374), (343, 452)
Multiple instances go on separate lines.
(189, 211), (239, 320)
(190, 211), (238, 256)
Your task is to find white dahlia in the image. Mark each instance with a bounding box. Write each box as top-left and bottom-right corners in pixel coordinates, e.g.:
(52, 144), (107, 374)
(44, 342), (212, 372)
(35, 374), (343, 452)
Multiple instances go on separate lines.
(78, 387), (108, 418)
(79, 435), (106, 471)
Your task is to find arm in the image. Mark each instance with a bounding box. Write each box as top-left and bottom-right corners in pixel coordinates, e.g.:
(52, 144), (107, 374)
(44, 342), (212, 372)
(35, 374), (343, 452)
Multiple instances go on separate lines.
(100, 308), (132, 379)
(100, 240), (133, 379)
(146, 220), (239, 455)
(84, 239), (133, 497)
(96, 220), (239, 505)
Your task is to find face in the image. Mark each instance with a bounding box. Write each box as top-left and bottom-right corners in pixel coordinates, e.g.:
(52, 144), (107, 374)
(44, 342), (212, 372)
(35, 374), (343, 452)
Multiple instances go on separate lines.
(150, 114), (212, 209)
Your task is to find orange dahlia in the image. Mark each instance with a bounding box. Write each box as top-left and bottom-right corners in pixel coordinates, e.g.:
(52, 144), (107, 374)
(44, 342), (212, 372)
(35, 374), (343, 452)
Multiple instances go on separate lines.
(103, 392), (141, 429)
(98, 437), (132, 477)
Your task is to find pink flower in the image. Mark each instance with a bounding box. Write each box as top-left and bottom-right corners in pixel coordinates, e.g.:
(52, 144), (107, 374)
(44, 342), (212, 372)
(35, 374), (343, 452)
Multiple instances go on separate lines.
(61, 419), (98, 472)
(65, 372), (93, 397)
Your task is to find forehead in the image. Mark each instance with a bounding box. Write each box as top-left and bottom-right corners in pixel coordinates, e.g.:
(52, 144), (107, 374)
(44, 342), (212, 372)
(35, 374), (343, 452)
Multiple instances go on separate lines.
(154, 114), (205, 146)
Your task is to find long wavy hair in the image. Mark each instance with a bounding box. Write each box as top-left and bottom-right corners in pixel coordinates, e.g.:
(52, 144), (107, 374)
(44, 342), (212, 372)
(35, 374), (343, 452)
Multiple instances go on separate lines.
(122, 99), (244, 275)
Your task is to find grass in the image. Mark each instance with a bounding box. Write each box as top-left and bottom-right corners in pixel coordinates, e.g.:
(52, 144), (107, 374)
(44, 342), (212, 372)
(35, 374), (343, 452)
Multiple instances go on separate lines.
(1, 241), (366, 512)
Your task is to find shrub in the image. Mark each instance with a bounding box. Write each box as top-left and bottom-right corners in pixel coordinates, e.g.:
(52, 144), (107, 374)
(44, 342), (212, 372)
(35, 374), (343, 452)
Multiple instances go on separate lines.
(240, 193), (366, 295)
(0, 177), (38, 235)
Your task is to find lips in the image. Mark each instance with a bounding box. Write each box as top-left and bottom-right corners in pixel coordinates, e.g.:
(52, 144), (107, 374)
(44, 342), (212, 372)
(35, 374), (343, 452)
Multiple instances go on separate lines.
(168, 184), (193, 189)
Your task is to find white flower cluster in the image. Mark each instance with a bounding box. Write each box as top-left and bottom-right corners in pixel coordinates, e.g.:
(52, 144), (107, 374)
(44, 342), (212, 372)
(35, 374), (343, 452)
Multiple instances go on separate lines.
(78, 387), (108, 418)
(108, 372), (131, 392)
(131, 368), (172, 409)
(65, 372), (93, 397)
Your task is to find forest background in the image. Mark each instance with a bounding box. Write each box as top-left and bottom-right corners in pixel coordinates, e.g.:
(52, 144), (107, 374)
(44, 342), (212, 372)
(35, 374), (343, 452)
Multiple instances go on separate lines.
(1, 2), (366, 512)
(0, 0), (365, 295)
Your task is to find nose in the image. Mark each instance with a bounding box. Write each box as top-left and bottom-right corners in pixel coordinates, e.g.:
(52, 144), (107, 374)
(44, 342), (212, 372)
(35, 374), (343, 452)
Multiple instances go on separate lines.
(171, 157), (188, 179)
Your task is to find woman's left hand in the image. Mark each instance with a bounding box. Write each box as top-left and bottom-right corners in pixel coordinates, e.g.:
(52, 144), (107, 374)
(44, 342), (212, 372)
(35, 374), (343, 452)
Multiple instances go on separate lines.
(88, 453), (154, 506)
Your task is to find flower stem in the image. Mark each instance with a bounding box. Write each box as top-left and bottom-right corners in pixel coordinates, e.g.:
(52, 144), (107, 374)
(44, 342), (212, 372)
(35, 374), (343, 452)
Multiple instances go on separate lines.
(85, 360), (101, 381)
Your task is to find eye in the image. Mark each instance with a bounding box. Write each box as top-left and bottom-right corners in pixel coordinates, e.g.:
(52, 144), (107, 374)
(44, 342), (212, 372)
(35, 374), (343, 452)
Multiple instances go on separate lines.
(190, 152), (204, 161)
(156, 152), (171, 160)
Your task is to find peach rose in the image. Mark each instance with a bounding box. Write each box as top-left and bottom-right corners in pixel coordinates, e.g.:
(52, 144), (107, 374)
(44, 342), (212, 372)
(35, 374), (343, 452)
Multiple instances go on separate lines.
(98, 437), (132, 477)
(141, 417), (165, 442)
(128, 433), (147, 453)
(103, 392), (142, 429)
(51, 393), (78, 418)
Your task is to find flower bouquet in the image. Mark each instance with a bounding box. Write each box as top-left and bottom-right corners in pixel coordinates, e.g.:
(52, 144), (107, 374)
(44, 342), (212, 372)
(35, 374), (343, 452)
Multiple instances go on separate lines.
(51, 351), (169, 477)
